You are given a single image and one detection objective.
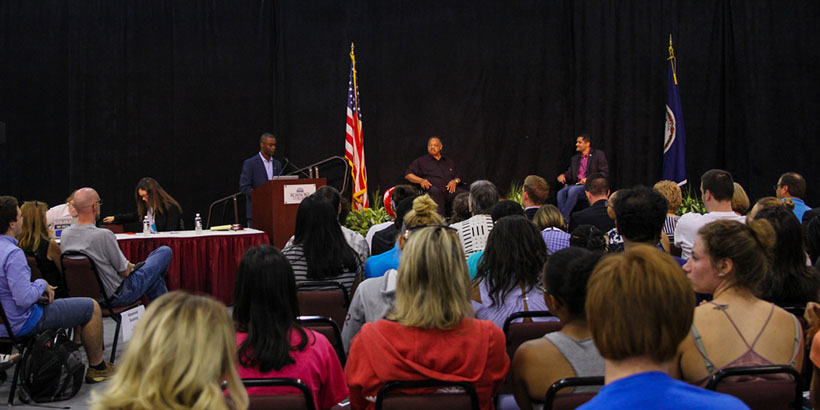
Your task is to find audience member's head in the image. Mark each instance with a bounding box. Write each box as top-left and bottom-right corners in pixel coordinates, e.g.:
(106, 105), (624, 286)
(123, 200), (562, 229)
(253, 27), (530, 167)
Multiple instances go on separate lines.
(731, 182), (749, 215)
(687, 219), (775, 295)
(71, 188), (101, 221)
(393, 194), (420, 229)
(401, 196), (445, 249)
(449, 192), (471, 224)
(543, 247), (602, 322)
(614, 186), (668, 245)
(293, 195), (357, 280)
(0, 196), (20, 236)
(17, 201), (50, 252)
(477, 216), (546, 307)
(314, 185), (342, 215)
(391, 226), (471, 329)
(390, 185), (418, 218)
(522, 175), (550, 208)
(776, 172), (806, 200)
(338, 197), (351, 225)
(469, 180), (499, 216)
(587, 245), (694, 363)
(570, 224), (607, 253)
(753, 206), (818, 306)
(748, 196), (794, 221)
(653, 180), (682, 216)
(700, 169), (734, 209)
(584, 173), (609, 201)
(533, 204), (566, 231)
(490, 200), (523, 222)
(92, 291), (247, 410)
(233, 245), (306, 373)
(606, 190), (622, 220)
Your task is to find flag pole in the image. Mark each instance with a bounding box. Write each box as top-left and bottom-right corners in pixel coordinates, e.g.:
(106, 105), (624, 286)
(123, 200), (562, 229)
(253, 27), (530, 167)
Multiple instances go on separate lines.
(668, 34), (678, 85)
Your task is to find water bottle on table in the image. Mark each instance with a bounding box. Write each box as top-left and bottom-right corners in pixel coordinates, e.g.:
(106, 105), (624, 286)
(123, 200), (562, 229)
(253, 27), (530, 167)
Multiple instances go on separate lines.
(195, 213), (203, 234)
(142, 215), (151, 236)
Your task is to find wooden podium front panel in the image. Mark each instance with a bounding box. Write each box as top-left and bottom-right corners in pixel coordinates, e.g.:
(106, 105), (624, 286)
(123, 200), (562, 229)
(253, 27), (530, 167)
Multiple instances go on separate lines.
(252, 178), (326, 248)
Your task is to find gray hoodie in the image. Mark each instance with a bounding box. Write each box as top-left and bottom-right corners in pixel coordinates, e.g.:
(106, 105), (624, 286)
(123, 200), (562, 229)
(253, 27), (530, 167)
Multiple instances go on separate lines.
(341, 269), (398, 353)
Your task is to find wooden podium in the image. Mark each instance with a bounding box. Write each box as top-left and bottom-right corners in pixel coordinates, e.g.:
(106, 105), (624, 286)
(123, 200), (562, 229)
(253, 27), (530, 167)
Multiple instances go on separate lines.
(252, 178), (326, 248)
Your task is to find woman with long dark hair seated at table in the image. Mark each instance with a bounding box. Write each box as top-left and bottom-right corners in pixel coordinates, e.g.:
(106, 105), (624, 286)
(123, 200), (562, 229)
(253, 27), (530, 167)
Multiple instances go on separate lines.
(282, 194), (362, 293)
(345, 226), (509, 410)
(17, 201), (69, 298)
(234, 245), (348, 409)
(102, 177), (183, 232)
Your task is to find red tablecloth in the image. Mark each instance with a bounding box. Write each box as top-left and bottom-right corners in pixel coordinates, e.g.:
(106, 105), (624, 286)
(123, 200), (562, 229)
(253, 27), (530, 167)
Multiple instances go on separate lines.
(116, 229), (269, 305)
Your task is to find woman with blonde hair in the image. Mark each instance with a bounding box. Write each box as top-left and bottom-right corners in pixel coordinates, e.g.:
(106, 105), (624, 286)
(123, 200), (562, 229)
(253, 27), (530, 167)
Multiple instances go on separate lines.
(345, 226), (509, 410)
(731, 182), (750, 215)
(653, 180), (682, 240)
(342, 195), (444, 352)
(17, 201), (68, 298)
(92, 291), (248, 410)
(103, 177), (183, 232)
(748, 196), (794, 221)
(677, 219), (803, 386)
(535, 204), (571, 255)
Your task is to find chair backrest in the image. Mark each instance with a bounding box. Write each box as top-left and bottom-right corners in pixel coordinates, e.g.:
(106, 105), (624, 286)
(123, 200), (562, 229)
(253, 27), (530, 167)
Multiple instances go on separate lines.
(297, 281), (350, 326)
(297, 315), (346, 366)
(544, 376), (604, 410)
(0, 299), (19, 339)
(375, 379), (480, 410)
(705, 365), (802, 410)
(503, 311), (563, 360)
(243, 378), (316, 410)
(25, 255), (43, 281)
(61, 251), (112, 305)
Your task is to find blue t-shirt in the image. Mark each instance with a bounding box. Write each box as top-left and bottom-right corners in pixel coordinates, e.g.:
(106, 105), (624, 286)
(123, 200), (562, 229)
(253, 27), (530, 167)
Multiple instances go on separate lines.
(466, 250), (484, 280)
(577, 371), (749, 410)
(363, 244), (401, 279)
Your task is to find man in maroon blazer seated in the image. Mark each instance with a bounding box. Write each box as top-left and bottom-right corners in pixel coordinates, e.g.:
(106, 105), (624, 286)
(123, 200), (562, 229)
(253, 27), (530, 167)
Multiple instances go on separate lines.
(556, 134), (609, 224)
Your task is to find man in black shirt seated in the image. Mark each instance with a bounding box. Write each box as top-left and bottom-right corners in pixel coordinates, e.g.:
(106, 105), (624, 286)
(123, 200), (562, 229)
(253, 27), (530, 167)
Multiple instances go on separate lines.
(404, 137), (467, 216)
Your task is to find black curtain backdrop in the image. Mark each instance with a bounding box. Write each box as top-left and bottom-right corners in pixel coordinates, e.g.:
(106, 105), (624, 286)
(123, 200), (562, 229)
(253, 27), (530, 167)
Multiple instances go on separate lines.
(2, 1), (819, 223)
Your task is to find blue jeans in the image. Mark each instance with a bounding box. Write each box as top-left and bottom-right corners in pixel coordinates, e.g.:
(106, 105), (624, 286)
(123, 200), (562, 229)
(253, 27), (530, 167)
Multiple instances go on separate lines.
(111, 246), (171, 307)
(557, 184), (586, 225)
(24, 298), (95, 336)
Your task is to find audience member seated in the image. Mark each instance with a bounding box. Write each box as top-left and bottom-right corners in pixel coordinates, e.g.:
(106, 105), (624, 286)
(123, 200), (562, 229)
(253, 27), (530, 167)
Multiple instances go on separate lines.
(568, 173), (613, 233)
(365, 185), (416, 250)
(579, 245), (748, 410)
(283, 194), (362, 293)
(535, 204), (571, 255)
(512, 248), (604, 410)
(342, 195), (444, 352)
(753, 206), (820, 309)
(748, 196), (793, 221)
(448, 192), (472, 225)
(370, 194), (418, 257)
(45, 190), (77, 233)
(451, 180), (499, 257)
(775, 172), (811, 222)
(569, 225), (607, 253)
(467, 200), (526, 279)
(522, 175), (549, 220)
(102, 177), (183, 232)
(604, 190), (624, 252)
(653, 180), (682, 242)
(234, 245), (348, 409)
(0, 196), (114, 383)
(62, 188), (171, 307)
(91, 292), (248, 410)
(471, 216), (550, 329)
(313, 186), (370, 264)
(345, 226), (508, 410)
(674, 169), (745, 259)
(18, 201), (68, 298)
(613, 186), (682, 263)
(677, 219), (803, 386)
(732, 182), (750, 215)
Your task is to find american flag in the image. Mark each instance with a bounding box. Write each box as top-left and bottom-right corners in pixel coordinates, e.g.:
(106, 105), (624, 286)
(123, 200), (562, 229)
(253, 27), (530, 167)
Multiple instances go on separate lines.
(345, 43), (368, 209)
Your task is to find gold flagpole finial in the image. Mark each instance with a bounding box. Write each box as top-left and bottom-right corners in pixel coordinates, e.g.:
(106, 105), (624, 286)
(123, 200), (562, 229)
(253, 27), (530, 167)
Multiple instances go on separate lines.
(668, 34), (678, 85)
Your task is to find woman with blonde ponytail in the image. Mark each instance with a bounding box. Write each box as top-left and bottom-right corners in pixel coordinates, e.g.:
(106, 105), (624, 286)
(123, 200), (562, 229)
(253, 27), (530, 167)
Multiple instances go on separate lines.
(341, 195), (444, 352)
(675, 219), (803, 386)
(92, 292), (248, 410)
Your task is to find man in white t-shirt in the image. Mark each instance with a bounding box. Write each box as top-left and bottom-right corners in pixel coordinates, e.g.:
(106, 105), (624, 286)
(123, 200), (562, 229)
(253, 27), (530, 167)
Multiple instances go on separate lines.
(674, 169), (745, 259)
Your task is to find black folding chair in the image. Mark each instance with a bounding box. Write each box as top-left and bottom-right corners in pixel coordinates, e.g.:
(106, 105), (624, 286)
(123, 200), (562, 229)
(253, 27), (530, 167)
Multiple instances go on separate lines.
(0, 302), (36, 405)
(376, 379), (480, 410)
(297, 281), (350, 327)
(705, 365), (802, 410)
(243, 377), (316, 410)
(297, 315), (346, 366)
(544, 376), (604, 410)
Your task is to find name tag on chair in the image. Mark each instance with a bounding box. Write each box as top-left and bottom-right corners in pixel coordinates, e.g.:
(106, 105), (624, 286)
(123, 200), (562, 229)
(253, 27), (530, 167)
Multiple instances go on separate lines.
(121, 304), (146, 342)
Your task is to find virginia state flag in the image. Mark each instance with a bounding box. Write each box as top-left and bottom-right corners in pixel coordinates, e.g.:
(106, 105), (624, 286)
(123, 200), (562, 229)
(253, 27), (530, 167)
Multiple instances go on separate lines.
(663, 35), (687, 185)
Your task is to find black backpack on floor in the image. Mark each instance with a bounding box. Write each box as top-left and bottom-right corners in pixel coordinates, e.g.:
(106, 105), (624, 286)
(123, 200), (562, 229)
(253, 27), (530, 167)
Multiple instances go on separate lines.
(17, 329), (85, 403)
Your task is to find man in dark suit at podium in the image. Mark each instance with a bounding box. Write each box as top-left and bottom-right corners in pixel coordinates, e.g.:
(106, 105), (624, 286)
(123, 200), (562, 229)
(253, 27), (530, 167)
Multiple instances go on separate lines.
(239, 133), (282, 227)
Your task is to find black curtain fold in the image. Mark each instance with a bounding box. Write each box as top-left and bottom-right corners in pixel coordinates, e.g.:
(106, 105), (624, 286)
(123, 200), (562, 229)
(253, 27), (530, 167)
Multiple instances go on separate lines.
(1, 0), (818, 220)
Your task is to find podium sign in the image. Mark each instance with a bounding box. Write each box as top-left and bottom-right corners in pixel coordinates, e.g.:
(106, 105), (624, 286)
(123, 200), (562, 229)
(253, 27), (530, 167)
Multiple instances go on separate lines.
(252, 178), (326, 248)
